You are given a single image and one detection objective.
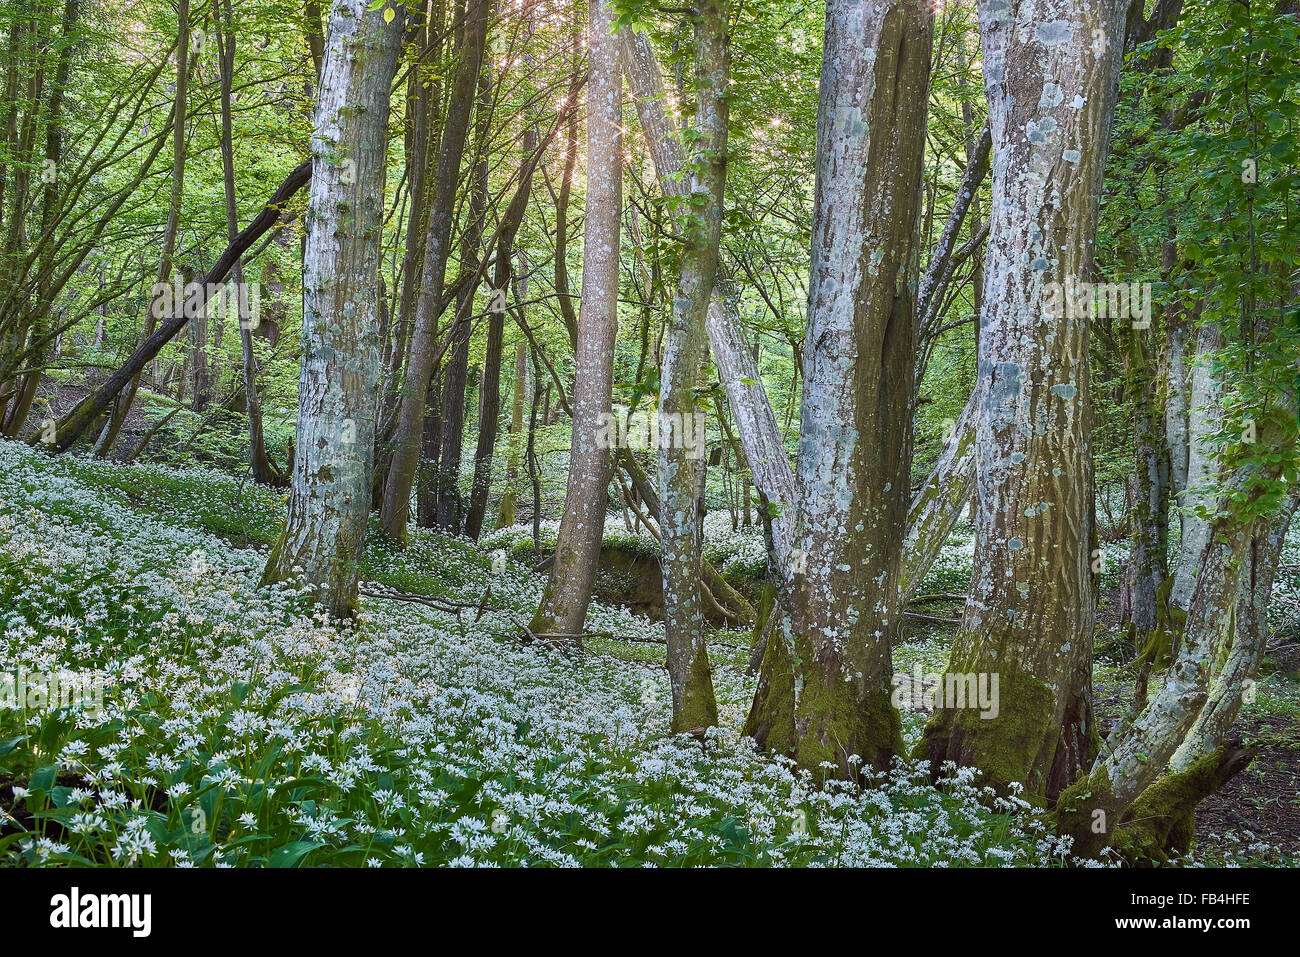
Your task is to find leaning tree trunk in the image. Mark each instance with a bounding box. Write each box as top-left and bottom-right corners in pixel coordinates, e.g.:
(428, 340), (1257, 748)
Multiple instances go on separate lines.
(622, 29), (797, 564)
(1172, 486), (1300, 767)
(745, 0), (933, 778)
(898, 385), (979, 604)
(260, 0), (404, 617)
(526, 0), (621, 641)
(1057, 427), (1295, 860)
(656, 0), (728, 734)
(919, 0), (1129, 800)
(41, 161), (312, 451)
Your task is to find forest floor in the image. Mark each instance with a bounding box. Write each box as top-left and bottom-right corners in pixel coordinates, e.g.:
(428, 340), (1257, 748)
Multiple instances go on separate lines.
(0, 438), (1296, 867)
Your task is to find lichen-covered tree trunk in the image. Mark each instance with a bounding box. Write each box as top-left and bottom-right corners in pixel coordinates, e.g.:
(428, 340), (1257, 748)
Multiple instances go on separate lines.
(379, 0), (488, 543)
(745, 0), (932, 778)
(260, 0), (403, 617)
(526, 0), (621, 640)
(656, 1), (728, 734)
(920, 0), (1129, 799)
(1169, 323), (1223, 617)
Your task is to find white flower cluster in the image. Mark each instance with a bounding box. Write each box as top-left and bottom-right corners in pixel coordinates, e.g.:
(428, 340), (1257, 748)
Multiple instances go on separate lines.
(0, 439), (1082, 867)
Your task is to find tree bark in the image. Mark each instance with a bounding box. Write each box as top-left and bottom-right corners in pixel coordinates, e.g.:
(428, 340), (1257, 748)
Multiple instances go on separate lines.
(920, 0), (1130, 800)
(259, 0), (404, 617)
(526, 0), (621, 641)
(379, 0), (490, 543)
(656, 2), (729, 733)
(746, 0), (933, 777)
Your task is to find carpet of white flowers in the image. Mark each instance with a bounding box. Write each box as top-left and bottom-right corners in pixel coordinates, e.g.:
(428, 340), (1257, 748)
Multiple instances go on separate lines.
(0, 438), (1095, 867)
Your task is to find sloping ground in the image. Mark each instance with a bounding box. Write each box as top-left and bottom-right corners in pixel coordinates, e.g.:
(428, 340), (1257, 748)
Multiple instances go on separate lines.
(0, 439), (1075, 867)
(1193, 716), (1300, 865)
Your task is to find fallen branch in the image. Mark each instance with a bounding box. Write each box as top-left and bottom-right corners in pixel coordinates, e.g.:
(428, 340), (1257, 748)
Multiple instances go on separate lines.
(904, 611), (960, 625)
(360, 582), (499, 615)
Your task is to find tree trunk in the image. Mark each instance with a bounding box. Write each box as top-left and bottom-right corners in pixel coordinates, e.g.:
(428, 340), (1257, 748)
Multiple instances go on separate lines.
(379, 0), (442, 472)
(435, 66), (492, 535)
(1169, 323), (1223, 617)
(621, 28), (797, 566)
(96, 0), (190, 457)
(260, 0), (404, 617)
(920, 0), (1130, 800)
(746, 0), (932, 778)
(899, 385), (979, 604)
(1172, 487), (1300, 766)
(417, 366), (443, 528)
(1059, 440), (1295, 859)
(465, 119), (537, 539)
(379, 0), (489, 543)
(656, 3), (729, 733)
(526, 0), (621, 641)
(1121, 318), (1170, 638)
(214, 0), (280, 485)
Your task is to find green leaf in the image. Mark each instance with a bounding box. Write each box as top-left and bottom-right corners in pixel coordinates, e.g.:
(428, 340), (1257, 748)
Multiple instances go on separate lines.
(269, 841), (321, 868)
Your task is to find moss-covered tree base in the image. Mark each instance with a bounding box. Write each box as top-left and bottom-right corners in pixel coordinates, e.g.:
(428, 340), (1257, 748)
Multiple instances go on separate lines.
(669, 651), (719, 736)
(1053, 741), (1259, 864)
(744, 622), (796, 754)
(260, 528), (362, 620)
(913, 658), (1060, 799)
(494, 488), (517, 530)
(794, 676), (903, 780)
(744, 620), (902, 781)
